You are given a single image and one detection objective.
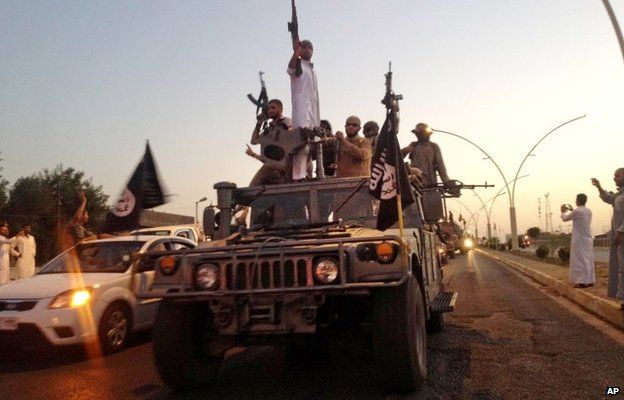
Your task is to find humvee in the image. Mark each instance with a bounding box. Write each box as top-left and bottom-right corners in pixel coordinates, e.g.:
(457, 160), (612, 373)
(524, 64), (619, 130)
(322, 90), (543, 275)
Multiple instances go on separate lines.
(138, 177), (457, 392)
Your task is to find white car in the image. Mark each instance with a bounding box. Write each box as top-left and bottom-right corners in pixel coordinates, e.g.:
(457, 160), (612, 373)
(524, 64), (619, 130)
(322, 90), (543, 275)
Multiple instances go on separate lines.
(130, 225), (204, 245)
(0, 235), (195, 353)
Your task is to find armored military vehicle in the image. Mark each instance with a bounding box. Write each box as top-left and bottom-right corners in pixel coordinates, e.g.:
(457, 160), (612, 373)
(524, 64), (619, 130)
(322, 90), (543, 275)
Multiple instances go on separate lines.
(138, 176), (457, 392)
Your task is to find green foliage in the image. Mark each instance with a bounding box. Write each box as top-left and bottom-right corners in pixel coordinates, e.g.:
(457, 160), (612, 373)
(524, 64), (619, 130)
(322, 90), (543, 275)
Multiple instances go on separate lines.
(535, 245), (549, 259)
(526, 227), (541, 239)
(557, 247), (570, 263)
(2, 165), (109, 264)
(0, 151), (8, 209)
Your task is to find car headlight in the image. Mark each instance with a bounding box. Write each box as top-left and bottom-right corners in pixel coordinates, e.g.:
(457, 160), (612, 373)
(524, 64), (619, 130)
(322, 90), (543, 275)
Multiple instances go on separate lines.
(195, 264), (219, 290)
(48, 288), (92, 309)
(313, 258), (339, 284)
(463, 238), (474, 249)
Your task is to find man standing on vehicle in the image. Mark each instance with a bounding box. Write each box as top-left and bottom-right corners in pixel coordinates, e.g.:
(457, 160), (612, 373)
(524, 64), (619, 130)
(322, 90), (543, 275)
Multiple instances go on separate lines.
(592, 169), (624, 304)
(334, 116), (372, 178)
(288, 39), (320, 180)
(247, 99), (292, 186)
(401, 123), (451, 187)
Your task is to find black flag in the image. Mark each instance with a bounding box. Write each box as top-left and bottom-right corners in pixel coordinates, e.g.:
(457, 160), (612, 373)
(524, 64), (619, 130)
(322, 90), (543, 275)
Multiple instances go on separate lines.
(369, 111), (415, 231)
(102, 142), (167, 233)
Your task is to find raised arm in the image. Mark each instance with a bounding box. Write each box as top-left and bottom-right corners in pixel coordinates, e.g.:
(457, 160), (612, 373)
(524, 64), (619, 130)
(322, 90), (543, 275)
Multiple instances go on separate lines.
(71, 191), (87, 225)
(336, 133), (371, 162)
(288, 40), (300, 72)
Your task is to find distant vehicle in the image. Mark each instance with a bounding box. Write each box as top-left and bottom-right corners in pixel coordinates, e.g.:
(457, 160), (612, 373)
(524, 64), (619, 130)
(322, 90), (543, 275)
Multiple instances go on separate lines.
(130, 224), (204, 244)
(460, 237), (474, 253)
(0, 235), (195, 353)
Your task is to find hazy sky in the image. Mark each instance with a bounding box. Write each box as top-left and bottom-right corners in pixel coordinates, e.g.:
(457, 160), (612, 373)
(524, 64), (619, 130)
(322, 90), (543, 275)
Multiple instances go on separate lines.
(1, 1), (623, 239)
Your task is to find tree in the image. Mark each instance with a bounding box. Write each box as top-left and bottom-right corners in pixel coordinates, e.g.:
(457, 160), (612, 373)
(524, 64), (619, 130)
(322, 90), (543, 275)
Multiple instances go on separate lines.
(526, 227), (541, 239)
(3, 165), (109, 264)
(0, 151), (8, 209)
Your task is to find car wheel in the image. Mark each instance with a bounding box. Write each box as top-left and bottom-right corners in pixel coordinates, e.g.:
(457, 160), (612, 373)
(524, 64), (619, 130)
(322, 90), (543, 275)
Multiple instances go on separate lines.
(99, 303), (132, 354)
(372, 276), (427, 392)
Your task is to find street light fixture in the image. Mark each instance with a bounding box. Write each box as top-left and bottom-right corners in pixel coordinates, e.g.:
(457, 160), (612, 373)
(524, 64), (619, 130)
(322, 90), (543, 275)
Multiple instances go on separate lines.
(195, 197), (208, 228)
(434, 115), (585, 251)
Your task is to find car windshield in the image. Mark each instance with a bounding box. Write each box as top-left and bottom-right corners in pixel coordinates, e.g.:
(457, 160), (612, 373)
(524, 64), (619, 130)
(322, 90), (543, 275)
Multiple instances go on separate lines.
(248, 182), (421, 230)
(38, 241), (146, 274)
(133, 230), (171, 236)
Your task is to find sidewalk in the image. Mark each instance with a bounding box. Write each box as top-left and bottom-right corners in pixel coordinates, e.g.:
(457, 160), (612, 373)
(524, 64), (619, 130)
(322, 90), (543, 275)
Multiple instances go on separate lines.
(476, 248), (624, 330)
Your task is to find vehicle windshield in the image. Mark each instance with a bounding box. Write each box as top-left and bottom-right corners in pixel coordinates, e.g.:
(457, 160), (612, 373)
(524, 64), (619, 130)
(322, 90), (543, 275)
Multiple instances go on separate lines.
(38, 241), (146, 274)
(248, 182), (421, 230)
(133, 230), (171, 236)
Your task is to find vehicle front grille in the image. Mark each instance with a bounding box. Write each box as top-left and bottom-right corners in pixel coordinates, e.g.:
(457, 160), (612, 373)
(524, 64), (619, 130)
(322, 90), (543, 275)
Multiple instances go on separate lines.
(0, 300), (38, 312)
(224, 258), (311, 290)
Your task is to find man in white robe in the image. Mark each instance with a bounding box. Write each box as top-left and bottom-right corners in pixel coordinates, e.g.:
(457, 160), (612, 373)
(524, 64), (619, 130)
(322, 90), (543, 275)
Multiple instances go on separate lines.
(288, 39), (320, 181)
(561, 193), (595, 287)
(0, 222), (20, 285)
(592, 169), (624, 302)
(13, 223), (36, 279)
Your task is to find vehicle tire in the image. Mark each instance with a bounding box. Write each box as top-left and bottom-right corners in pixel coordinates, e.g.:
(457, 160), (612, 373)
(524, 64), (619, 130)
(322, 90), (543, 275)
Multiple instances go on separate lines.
(98, 302), (132, 354)
(426, 310), (445, 334)
(372, 276), (427, 392)
(153, 300), (231, 390)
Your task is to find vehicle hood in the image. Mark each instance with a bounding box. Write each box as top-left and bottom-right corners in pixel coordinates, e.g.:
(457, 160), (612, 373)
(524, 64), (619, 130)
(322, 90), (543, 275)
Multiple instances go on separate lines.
(0, 273), (126, 299)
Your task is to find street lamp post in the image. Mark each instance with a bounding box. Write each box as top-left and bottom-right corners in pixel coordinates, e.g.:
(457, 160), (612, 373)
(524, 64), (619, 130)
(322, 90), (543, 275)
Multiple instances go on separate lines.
(435, 115), (585, 250)
(509, 115), (586, 248)
(195, 197), (207, 228)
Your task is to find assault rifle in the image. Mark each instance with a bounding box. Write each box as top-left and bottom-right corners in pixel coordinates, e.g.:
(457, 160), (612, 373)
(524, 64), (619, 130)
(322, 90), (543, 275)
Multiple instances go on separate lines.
(247, 71), (269, 117)
(381, 62), (403, 112)
(381, 62), (403, 132)
(288, 0), (302, 77)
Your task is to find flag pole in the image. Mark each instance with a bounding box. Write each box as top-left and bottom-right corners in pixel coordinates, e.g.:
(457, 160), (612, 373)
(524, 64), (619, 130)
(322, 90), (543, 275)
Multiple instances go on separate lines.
(391, 108), (406, 246)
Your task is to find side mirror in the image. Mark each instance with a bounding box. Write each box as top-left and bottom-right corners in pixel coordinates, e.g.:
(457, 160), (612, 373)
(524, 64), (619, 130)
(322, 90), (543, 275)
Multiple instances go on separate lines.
(203, 207), (216, 239)
(422, 190), (444, 223)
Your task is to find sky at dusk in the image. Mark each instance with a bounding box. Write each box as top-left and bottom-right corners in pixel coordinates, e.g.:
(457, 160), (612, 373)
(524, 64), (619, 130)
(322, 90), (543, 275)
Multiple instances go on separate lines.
(1, 1), (623, 239)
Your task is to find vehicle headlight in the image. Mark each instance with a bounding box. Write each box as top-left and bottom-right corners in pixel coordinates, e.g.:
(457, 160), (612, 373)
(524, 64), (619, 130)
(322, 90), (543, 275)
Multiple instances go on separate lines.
(195, 264), (219, 290)
(376, 242), (397, 263)
(159, 255), (179, 275)
(463, 238), (474, 249)
(313, 258), (339, 284)
(48, 288), (92, 309)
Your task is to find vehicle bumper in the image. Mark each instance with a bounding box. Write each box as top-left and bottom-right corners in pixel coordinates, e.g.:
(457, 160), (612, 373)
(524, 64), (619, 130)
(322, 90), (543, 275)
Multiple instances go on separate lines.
(0, 300), (98, 347)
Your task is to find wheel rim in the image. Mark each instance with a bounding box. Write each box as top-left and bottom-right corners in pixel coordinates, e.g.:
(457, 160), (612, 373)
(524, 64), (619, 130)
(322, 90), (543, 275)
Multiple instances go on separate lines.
(106, 310), (128, 349)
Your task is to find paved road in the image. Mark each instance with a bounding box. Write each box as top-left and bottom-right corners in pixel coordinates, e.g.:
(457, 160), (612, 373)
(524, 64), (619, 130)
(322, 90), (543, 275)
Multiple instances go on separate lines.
(0, 252), (622, 400)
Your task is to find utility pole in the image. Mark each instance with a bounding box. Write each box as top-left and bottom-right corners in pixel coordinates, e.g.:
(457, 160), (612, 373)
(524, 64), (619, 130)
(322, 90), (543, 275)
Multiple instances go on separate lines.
(544, 193), (553, 233)
(538, 197), (542, 231)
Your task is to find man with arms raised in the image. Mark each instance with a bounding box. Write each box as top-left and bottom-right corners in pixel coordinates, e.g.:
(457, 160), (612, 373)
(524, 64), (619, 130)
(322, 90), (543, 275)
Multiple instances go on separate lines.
(288, 39), (320, 180)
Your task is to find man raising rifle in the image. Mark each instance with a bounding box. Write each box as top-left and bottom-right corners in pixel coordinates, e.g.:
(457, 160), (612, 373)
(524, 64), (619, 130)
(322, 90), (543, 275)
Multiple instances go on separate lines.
(287, 1), (320, 180)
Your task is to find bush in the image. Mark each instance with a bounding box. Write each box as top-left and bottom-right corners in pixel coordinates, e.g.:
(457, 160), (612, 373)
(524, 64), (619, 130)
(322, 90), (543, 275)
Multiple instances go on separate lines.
(557, 247), (570, 263)
(535, 245), (549, 259)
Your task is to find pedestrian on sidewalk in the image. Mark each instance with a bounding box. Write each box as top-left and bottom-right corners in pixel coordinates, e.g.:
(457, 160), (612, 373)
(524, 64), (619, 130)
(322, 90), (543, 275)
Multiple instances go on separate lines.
(12, 223), (36, 279)
(560, 194), (595, 288)
(0, 221), (21, 285)
(592, 169), (624, 304)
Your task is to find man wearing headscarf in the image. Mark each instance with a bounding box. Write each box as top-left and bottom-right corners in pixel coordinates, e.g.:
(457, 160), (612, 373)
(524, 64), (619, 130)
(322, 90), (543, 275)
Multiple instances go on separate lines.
(401, 123), (451, 187)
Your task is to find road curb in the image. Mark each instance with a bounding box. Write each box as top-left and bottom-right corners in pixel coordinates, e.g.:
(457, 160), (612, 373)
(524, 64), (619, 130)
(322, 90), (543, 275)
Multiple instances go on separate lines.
(476, 249), (624, 329)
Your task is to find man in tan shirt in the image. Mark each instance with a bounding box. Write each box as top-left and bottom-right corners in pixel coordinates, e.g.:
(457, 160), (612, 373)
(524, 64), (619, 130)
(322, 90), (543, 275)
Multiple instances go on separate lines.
(335, 116), (372, 178)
